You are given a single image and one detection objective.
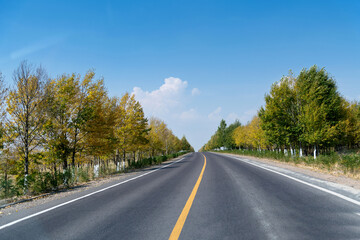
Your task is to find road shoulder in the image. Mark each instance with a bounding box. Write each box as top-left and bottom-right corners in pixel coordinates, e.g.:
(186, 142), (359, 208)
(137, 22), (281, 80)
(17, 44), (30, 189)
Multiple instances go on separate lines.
(213, 152), (360, 202)
(0, 154), (190, 219)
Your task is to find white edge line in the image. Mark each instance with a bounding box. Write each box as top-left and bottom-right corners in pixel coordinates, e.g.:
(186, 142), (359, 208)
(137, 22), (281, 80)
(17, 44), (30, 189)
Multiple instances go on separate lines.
(222, 154), (360, 207)
(0, 157), (186, 230)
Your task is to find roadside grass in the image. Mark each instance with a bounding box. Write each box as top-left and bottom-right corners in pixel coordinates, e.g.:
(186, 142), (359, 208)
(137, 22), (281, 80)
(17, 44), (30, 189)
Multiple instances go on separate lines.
(0, 151), (190, 202)
(128, 151), (189, 169)
(216, 149), (360, 176)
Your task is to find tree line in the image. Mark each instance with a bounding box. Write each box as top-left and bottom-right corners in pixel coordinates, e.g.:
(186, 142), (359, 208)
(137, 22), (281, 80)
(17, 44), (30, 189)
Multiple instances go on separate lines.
(201, 66), (360, 159)
(0, 61), (193, 197)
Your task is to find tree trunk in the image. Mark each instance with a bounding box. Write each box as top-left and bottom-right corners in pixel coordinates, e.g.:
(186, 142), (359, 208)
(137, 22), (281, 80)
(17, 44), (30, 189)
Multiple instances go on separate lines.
(63, 154), (68, 170)
(71, 127), (79, 167)
(116, 149), (120, 171)
(123, 150), (126, 170)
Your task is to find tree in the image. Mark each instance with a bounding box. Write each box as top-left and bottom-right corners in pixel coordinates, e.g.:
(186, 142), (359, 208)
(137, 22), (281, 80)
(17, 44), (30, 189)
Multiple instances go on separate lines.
(0, 72), (8, 148)
(147, 117), (187, 156)
(259, 73), (300, 153)
(115, 93), (148, 168)
(0, 71), (11, 195)
(216, 119), (227, 149)
(147, 117), (165, 157)
(247, 116), (266, 150)
(69, 71), (100, 167)
(232, 117), (265, 150)
(339, 100), (360, 149)
(44, 74), (80, 171)
(6, 61), (48, 190)
(83, 78), (115, 158)
(224, 120), (241, 149)
(296, 66), (345, 158)
(180, 136), (191, 151)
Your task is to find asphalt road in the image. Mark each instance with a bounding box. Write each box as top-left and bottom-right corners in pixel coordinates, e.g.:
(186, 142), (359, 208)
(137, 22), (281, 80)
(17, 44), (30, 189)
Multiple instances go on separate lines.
(1, 152), (360, 239)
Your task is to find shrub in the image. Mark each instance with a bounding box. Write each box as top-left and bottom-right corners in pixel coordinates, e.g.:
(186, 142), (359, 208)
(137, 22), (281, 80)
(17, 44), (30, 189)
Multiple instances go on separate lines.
(341, 154), (360, 172)
(77, 167), (90, 182)
(0, 177), (18, 199)
(316, 153), (339, 168)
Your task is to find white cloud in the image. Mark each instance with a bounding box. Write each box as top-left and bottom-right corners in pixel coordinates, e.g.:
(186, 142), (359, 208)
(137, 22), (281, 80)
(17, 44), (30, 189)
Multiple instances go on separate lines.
(10, 36), (65, 60)
(132, 77), (188, 116)
(191, 88), (200, 96)
(180, 108), (200, 121)
(208, 107), (222, 121)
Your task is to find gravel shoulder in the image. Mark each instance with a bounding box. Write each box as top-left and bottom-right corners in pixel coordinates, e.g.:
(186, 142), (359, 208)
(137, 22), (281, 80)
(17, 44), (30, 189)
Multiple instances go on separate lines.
(219, 152), (360, 190)
(0, 154), (188, 219)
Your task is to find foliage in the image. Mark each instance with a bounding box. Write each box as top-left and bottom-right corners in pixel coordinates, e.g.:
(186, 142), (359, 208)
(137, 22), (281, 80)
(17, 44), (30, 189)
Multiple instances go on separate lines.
(0, 62), (194, 200)
(216, 149), (360, 173)
(201, 65), (360, 173)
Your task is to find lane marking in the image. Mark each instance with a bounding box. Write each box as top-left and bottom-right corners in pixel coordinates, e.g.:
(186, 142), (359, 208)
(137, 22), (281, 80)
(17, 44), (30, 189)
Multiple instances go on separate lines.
(0, 157), (187, 230)
(220, 153), (360, 207)
(169, 153), (207, 240)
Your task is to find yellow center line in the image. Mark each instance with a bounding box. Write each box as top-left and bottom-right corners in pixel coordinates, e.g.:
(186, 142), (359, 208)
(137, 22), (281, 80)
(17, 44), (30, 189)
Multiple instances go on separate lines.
(169, 153), (207, 240)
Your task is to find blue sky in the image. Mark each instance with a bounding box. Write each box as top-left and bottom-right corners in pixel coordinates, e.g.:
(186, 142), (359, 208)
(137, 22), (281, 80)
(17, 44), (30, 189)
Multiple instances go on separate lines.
(1, 0), (359, 150)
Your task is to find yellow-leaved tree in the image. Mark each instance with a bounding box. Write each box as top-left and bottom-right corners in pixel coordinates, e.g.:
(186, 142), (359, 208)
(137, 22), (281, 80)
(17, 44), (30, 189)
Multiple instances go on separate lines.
(6, 61), (48, 191)
(115, 93), (148, 169)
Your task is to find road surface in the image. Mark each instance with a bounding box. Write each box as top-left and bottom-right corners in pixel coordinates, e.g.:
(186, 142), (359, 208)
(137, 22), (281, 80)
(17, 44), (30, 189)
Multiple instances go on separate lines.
(1, 152), (360, 239)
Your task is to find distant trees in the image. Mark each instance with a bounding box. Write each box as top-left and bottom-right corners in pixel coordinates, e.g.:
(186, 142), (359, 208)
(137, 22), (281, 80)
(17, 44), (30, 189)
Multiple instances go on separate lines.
(202, 65), (360, 158)
(0, 62), (194, 196)
(180, 135), (192, 151)
(115, 93), (148, 168)
(224, 120), (241, 149)
(201, 119), (241, 151)
(147, 117), (193, 157)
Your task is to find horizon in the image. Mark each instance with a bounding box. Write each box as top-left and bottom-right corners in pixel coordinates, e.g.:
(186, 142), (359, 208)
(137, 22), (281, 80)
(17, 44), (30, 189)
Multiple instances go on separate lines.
(1, 0), (359, 150)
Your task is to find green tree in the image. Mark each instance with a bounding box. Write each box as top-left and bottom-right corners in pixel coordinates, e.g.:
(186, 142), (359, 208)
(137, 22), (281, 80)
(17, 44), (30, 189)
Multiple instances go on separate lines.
(338, 100), (360, 149)
(180, 135), (191, 151)
(296, 66), (345, 158)
(216, 119), (227, 149)
(224, 120), (241, 149)
(259, 73), (299, 153)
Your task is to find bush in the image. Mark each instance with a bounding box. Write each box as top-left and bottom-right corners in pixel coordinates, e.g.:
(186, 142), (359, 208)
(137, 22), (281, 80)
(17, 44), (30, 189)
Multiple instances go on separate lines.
(0, 177), (18, 199)
(316, 153), (339, 167)
(77, 167), (90, 182)
(155, 155), (167, 164)
(128, 151), (187, 169)
(341, 154), (360, 172)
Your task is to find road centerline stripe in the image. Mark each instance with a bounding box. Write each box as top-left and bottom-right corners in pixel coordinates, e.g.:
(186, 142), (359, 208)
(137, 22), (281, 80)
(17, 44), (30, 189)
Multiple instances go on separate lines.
(169, 153), (207, 240)
(0, 156), (186, 231)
